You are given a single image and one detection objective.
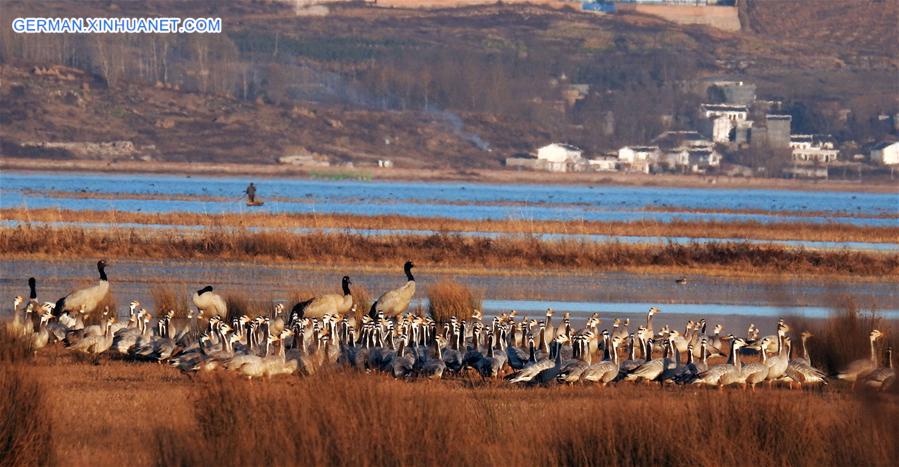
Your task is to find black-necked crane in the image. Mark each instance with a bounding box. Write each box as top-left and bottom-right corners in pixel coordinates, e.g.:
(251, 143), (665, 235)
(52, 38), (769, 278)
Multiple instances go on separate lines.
(292, 276), (353, 319)
(192, 285), (227, 320)
(53, 260), (109, 317)
(369, 261), (415, 319)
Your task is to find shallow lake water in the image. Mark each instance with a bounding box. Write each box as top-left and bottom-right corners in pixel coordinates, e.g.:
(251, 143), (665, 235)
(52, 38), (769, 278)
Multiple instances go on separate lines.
(2, 259), (895, 333)
(2, 171), (897, 226)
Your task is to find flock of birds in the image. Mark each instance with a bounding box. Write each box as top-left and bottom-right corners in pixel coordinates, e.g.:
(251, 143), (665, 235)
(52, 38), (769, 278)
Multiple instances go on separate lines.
(4, 259), (895, 391)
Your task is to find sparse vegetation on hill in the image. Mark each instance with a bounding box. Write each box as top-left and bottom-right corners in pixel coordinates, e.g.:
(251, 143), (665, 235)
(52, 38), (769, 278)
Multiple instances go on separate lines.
(0, 2), (895, 169)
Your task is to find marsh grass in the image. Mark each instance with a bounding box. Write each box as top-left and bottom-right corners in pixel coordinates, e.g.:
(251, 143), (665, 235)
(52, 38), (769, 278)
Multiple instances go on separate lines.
(5, 208), (898, 243)
(0, 366), (54, 467)
(149, 284), (191, 318)
(223, 291), (279, 322)
(428, 279), (482, 322)
(4, 225), (896, 276)
(0, 328), (33, 363)
(153, 372), (898, 467)
(788, 298), (897, 377)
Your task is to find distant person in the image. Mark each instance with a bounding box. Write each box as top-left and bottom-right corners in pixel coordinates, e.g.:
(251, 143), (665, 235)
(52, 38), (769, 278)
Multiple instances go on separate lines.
(246, 182), (257, 204)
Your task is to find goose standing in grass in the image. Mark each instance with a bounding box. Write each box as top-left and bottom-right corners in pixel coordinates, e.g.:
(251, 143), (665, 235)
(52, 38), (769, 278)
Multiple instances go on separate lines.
(420, 336), (447, 379)
(764, 327), (790, 384)
(785, 340), (827, 389)
(619, 332), (646, 374)
(533, 336), (569, 385)
(31, 311), (52, 351)
(53, 260), (109, 317)
(508, 336), (566, 384)
(292, 276), (353, 319)
(582, 333), (621, 385)
(836, 329), (882, 383)
(861, 347), (894, 391)
(8, 296), (25, 335)
(370, 261), (416, 319)
(675, 340), (709, 384)
(741, 337), (771, 390)
(693, 335), (741, 387)
(625, 338), (669, 383)
(475, 332), (507, 378)
(192, 286), (227, 320)
(68, 317), (116, 355)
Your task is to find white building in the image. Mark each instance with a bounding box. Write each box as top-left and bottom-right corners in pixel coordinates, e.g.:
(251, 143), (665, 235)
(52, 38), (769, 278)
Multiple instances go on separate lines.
(587, 156), (618, 172)
(536, 143), (584, 172)
(701, 104), (749, 143)
(790, 134), (839, 163)
(870, 141), (899, 165)
(617, 145), (661, 164)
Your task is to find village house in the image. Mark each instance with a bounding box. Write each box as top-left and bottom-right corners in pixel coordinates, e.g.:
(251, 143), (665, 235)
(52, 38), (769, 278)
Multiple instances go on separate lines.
(789, 134), (839, 163)
(870, 141), (899, 165)
(700, 104), (749, 143)
(505, 143), (587, 173)
(587, 155), (619, 172)
(617, 145), (660, 174)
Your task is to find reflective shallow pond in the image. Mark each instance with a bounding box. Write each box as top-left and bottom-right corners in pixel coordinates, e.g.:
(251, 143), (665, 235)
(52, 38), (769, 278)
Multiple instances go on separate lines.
(2, 259), (896, 332)
(2, 171), (897, 226)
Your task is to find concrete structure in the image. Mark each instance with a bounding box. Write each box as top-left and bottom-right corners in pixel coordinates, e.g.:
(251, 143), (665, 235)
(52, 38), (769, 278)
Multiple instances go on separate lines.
(750, 115), (791, 149)
(765, 115), (792, 148)
(870, 141), (899, 165)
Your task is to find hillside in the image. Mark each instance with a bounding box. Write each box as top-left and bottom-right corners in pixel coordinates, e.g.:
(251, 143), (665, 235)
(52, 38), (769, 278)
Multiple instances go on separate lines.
(0, 1), (896, 169)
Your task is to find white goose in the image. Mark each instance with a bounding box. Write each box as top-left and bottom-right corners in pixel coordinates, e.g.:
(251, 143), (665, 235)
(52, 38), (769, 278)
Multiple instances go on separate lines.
(837, 329), (883, 383)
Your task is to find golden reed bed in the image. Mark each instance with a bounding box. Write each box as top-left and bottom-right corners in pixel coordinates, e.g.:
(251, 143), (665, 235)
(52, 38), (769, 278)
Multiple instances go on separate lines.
(4, 207), (898, 244)
(2, 224), (897, 277)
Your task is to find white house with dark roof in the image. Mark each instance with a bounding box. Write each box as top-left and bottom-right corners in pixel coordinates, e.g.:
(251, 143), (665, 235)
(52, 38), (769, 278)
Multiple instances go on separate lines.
(790, 134), (839, 163)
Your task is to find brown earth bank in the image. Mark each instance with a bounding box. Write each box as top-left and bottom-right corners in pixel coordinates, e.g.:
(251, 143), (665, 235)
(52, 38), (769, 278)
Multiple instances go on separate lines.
(5, 208), (899, 244)
(3, 159), (898, 192)
(2, 345), (898, 467)
(2, 225), (897, 277)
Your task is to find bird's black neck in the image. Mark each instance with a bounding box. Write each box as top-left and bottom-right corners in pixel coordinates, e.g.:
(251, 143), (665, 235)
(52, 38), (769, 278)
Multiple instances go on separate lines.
(342, 279), (351, 296)
(404, 265), (414, 282)
(98, 264), (108, 281)
(28, 278), (36, 299)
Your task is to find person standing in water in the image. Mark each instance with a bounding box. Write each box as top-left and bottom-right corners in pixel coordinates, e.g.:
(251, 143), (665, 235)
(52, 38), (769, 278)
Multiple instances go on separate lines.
(246, 182), (257, 204)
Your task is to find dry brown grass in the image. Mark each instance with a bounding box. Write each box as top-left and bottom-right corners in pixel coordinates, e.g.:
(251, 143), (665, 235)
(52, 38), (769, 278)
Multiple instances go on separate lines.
(149, 284), (191, 318)
(4, 207), (898, 243)
(150, 371), (898, 467)
(351, 284), (372, 324)
(427, 279), (482, 322)
(0, 366), (54, 467)
(2, 225), (897, 277)
(224, 292), (274, 322)
(788, 299), (898, 377)
(0, 328), (33, 364)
